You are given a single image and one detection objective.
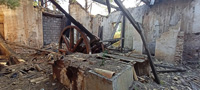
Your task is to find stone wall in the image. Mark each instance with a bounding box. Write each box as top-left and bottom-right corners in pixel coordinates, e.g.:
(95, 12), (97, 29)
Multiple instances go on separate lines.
(43, 15), (64, 45)
(0, 0), (43, 48)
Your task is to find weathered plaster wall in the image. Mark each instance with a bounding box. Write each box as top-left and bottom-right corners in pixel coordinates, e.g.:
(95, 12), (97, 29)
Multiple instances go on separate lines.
(99, 6), (148, 54)
(155, 21), (181, 63)
(0, 0), (43, 48)
(69, 3), (92, 33)
(143, 0), (200, 63)
(101, 12), (121, 41)
(68, 0), (200, 63)
(91, 15), (104, 37)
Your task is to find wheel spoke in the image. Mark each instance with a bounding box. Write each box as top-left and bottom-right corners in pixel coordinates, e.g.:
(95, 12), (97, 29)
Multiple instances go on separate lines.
(62, 35), (70, 51)
(72, 37), (83, 52)
(70, 27), (74, 48)
(59, 49), (67, 52)
(59, 25), (93, 54)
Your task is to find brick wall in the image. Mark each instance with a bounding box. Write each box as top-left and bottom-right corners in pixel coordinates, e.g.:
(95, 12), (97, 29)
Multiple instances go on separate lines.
(174, 31), (184, 64)
(43, 15), (64, 45)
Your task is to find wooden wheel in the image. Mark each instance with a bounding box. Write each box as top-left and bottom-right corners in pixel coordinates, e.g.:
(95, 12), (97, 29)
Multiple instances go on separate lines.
(59, 26), (91, 54)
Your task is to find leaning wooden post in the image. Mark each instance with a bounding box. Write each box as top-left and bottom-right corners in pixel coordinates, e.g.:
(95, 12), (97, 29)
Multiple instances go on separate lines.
(114, 0), (160, 84)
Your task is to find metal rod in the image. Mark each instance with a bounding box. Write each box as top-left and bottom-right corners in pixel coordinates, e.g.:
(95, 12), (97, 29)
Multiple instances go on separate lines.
(114, 0), (160, 84)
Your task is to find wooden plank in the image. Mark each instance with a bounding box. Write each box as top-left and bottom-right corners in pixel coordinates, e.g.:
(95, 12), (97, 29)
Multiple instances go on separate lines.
(132, 66), (138, 81)
(104, 54), (145, 63)
(6, 41), (61, 55)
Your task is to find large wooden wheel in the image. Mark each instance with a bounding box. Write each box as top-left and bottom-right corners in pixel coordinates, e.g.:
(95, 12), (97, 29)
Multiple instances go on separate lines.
(59, 26), (91, 54)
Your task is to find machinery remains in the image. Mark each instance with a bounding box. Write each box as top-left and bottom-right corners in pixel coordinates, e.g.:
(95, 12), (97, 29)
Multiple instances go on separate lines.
(58, 26), (104, 54)
(49, 0), (160, 84)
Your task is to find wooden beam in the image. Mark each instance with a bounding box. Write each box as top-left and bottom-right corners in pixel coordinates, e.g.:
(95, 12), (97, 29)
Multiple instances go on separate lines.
(42, 12), (64, 18)
(6, 41), (61, 55)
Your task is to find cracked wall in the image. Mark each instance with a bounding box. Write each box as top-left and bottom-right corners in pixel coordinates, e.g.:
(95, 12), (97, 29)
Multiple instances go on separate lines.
(0, 0), (43, 48)
(143, 0), (200, 63)
(69, 0), (200, 63)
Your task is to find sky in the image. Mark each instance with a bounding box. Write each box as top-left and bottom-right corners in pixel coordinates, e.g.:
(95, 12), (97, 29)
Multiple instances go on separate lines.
(48, 0), (144, 15)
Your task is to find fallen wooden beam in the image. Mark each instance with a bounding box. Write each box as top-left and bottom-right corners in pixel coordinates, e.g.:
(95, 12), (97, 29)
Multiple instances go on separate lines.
(0, 35), (21, 65)
(104, 54), (145, 63)
(155, 64), (185, 70)
(6, 41), (61, 55)
(157, 69), (186, 73)
(42, 12), (64, 18)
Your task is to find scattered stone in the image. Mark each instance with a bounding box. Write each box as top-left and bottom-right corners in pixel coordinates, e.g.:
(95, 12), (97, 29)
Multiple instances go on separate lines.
(186, 86), (192, 90)
(173, 77), (178, 81)
(35, 64), (42, 71)
(10, 73), (18, 78)
(30, 77), (45, 83)
(170, 86), (178, 90)
(18, 59), (25, 62)
(12, 82), (17, 85)
(164, 88), (169, 90)
(52, 83), (56, 86)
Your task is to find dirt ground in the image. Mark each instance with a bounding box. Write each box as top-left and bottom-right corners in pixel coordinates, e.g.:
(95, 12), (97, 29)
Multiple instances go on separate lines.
(131, 61), (200, 90)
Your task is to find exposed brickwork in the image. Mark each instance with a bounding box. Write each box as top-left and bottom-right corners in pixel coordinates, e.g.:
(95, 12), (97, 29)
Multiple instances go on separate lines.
(43, 16), (63, 45)
(174, 31), (184, 64)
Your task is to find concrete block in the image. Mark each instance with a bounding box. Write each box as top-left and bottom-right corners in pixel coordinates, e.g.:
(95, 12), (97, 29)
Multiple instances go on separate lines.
(84, 65), (133, 90)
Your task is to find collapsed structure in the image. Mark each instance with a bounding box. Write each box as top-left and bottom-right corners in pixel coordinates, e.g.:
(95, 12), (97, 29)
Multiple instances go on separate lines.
(0, 0), (200, 90)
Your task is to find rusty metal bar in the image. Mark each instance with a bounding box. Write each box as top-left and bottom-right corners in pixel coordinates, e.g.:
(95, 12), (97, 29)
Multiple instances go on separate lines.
(114, 0), (160, 84)
(49, 0), (97, 41)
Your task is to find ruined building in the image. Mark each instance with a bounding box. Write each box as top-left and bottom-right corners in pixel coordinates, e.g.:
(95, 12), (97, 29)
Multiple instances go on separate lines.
(0, 0), (199, 90)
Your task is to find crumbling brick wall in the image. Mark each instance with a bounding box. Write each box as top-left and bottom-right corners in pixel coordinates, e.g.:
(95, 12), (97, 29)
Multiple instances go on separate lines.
(43, 15), (64, 45)
(174, 31), (184, 63)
